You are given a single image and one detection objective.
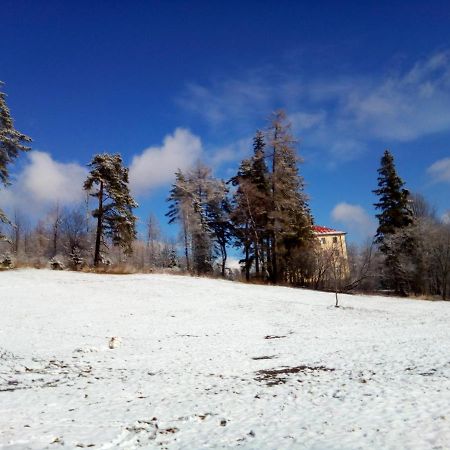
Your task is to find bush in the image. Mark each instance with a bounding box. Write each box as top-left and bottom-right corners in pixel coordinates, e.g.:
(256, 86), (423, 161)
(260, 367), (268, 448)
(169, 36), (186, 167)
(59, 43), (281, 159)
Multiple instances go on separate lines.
(49, 257), (64, 270)
(0, 253), (13, 269)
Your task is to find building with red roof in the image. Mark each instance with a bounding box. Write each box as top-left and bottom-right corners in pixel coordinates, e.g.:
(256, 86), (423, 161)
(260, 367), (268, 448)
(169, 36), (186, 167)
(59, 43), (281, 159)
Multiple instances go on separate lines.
(312, 225), (349, 272)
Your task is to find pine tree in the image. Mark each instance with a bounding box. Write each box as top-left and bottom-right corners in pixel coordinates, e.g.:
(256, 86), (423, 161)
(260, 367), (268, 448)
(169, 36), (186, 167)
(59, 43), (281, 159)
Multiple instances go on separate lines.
(266, 110), (313, 283)
(230, 131), (270, 280)
(0, 82), (32, 240)
(167, 165), (215, 275)
(374, 150), (413, 242)
(249, 130), (270, 276)
(84, 153), (137, 266)
(373, 149), (413, 295)
(205, 179), (232, 277)
(167, 169), (192, 271)
(230, 158), (254, 280)
(185, 164), (215, 275)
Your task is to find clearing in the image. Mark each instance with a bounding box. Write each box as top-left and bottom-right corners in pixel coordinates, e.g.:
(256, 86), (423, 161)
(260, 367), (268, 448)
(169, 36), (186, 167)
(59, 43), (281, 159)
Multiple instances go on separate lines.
(1, 269), (449, 449)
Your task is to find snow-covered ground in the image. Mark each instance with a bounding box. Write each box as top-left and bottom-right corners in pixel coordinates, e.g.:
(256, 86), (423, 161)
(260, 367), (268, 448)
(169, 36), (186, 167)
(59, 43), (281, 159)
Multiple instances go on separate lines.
(1, 269), (449, 450)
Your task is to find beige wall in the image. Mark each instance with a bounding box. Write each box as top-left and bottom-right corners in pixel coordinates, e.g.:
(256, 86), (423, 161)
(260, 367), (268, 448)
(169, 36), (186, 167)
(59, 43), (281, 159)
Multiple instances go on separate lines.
(316, 232), (348, 260)
(316, 232), (349, 278)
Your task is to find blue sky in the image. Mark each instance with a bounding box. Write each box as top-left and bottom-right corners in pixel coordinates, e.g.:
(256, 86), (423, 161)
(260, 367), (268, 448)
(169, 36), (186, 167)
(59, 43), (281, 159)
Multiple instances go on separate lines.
(1, 0), (450, 243)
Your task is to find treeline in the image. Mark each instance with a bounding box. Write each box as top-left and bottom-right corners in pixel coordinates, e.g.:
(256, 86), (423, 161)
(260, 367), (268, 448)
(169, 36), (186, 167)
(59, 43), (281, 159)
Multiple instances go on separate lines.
(165, 117), (450, 300)
(1, 81), (449, 298)
(0, 202), (178, 272)
(371, 150), (450, 299)
(167, 111), (314, 284)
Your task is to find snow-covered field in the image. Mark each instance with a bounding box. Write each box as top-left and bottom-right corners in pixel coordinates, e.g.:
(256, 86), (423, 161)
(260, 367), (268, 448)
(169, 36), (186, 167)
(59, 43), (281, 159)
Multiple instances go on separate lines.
(1, 269), (449, 450)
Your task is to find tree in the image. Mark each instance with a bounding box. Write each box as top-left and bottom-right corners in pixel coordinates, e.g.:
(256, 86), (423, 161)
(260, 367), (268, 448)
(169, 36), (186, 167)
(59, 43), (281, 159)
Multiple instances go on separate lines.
(0, 82), (32, 240)
(48, 203), (63, 257)
(146, 213), (161, 267)
(373, 150), (413, 243)
(84, 153), (137, 266)
(429, 223), (450, 300)
(230, 131), (270, 280)
(409, 192), (436, 220)
(230, 114), (313, 285)
(205, 179), (232, 276)
(373, 150), (413, 295)
(230, 158), (253, 280)
(167, 164), (230, 276)
(266, 110), (313, 283)
(61, 207), (90, 257)
(167, 169), (193, 271)
(10, 208), (28, 256)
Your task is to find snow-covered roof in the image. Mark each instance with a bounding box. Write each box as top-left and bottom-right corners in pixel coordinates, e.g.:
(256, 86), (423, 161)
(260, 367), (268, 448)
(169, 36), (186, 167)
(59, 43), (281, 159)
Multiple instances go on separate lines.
(312, 225), (346, 235)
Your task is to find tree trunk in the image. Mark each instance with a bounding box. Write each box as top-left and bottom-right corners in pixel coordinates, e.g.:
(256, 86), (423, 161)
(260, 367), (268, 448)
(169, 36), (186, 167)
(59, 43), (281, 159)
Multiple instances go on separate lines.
(221, 244), (227, 277)
(244, 240), (250, 281)
(183, 217), (190, 272)
(255, 240), (260, 276)
(52, 204), (60, 257)
(94, 181), (104, 267)
(271, 233), (278, 283)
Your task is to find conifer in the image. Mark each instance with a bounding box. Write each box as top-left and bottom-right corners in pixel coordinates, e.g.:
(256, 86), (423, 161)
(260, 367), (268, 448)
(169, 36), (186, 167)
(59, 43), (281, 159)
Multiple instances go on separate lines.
(84, 153), (137, 266)
(0, 82), (31, 240)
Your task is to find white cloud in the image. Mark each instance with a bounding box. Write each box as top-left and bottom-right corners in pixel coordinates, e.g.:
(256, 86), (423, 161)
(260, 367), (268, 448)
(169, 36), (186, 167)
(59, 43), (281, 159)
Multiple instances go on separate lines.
(290, 111), (326, 131)
(336, 52), (450, 141)
(209, 137), (252, 167)
(0, 151), (87, 215)
(442, 211), (450, 224)
(129, 128), (202, 196)
(331, 202), (376, 239)
(178, 78), (272, 127)
(427, 157), (450, 183)
(179, 50), (450, 163)
(22, 152), (87, 204)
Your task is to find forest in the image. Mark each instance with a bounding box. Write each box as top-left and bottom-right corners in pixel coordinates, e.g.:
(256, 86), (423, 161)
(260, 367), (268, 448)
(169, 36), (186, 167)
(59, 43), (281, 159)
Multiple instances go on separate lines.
(1, 82), (449, 300)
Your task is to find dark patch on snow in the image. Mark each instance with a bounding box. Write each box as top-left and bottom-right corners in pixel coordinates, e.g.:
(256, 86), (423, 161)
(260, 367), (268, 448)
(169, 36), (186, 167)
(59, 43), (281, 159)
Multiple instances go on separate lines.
(264, 335), (286, 340)
(251, 355), (278, 360)
(160, 427), (179, 434)
(0, 355), (94, 393)
(255, 365), (335, 386)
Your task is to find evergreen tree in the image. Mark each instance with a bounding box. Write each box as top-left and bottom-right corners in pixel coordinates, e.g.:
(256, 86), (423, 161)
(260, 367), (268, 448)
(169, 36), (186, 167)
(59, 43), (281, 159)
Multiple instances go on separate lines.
(373, 149), (413, 295)
(167, 170), (192, 271)
(84, 153), (137, 266)
(230, 158), (254, 280)
(205, 179), (232, 277)
(230, 131), (270, 280)
(374, 150), (413, 242)
(249, 130), (270, 276)
(266, 110), (313, 283)
(185, 164), (215, 275)
(230, 115), (313, 284)
(167, 164), (215, 275)
(0, 82), (32, 240)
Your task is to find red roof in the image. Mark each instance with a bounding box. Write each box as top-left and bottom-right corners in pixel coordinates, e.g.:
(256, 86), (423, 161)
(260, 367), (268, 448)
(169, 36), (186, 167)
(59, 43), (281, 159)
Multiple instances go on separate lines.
(312, 225), (344, 234)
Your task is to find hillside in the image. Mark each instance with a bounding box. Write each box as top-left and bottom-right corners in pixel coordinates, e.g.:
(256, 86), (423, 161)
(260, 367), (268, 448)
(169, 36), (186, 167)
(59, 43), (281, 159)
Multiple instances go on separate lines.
(1, 269), (449, 449)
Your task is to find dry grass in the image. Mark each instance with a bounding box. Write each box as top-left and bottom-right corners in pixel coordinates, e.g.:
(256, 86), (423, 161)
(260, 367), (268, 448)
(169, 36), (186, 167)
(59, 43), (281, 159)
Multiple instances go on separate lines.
(81, 264), (191, 276)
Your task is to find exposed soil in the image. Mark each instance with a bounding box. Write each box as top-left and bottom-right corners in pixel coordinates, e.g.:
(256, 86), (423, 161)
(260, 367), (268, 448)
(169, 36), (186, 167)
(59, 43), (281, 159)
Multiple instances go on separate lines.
(255, 365), (335, 386)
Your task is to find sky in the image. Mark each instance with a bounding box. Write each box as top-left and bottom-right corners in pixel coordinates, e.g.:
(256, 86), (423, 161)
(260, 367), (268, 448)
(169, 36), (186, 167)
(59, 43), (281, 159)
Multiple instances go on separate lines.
(1, 0), (450, 244)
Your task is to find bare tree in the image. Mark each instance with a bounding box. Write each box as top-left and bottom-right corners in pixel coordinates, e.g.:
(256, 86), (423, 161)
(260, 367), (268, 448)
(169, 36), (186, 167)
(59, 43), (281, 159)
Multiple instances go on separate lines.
(146, 213), (161, 267)
(429, 223), (450, 300)
(48, 203), (63, 257)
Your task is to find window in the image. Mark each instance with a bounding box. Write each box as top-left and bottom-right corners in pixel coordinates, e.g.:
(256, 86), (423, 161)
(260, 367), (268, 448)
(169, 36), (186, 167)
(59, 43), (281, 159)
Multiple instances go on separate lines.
(332, 236), (338, 244)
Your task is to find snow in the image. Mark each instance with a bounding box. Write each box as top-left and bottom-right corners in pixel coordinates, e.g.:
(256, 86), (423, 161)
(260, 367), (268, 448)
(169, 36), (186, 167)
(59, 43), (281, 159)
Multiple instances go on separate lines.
(1, 269), (449, 449)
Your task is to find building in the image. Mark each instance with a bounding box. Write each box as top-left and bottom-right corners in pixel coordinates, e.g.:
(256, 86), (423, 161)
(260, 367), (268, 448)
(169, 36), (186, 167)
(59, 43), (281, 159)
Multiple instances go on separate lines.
(313, 226), (348, 259)
(312, 225), (349, 278)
